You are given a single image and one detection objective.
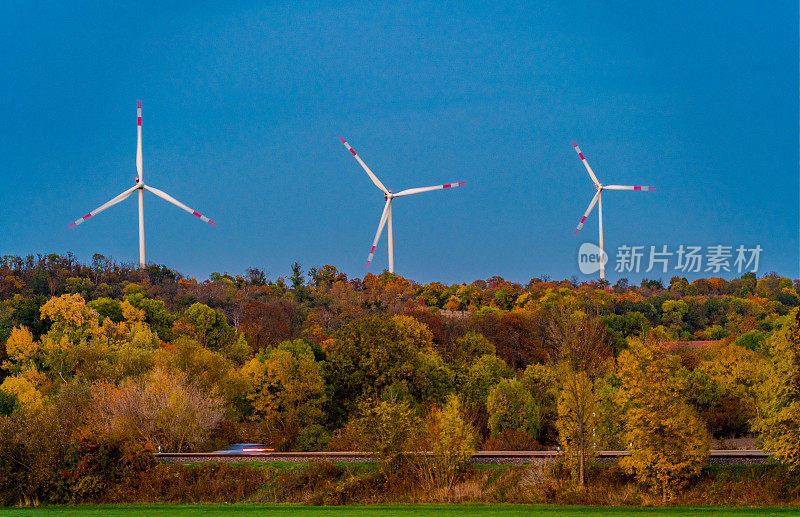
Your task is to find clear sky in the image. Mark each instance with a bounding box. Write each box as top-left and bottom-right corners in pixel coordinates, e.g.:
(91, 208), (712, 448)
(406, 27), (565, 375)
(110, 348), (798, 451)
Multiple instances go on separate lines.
(2, 1), (797, 284)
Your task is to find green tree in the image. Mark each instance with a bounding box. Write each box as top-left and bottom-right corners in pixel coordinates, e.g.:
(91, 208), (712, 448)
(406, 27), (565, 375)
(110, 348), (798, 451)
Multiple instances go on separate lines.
(324, 315), (448, 424)
(123, 292), (175, 341)
(289, 262), (305, 289)
(459, 353), (513, 425)
(243, 339), (326, 450)
(86, 297), (123, 323)
(178, 303), (234, 350)
(451, 331), (495, 367)
(521, 363), (559, 443)
(0, 388), (19, 416)
(486, 378), (540, 437)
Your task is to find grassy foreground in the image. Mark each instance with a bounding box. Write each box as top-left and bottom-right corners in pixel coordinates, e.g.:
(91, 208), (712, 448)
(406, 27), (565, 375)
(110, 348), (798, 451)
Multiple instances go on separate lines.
(0, 505), (798, 516)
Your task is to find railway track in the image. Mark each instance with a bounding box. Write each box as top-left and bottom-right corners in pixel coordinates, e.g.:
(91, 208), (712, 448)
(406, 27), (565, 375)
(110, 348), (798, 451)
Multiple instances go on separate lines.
(156, 449), (772, 466)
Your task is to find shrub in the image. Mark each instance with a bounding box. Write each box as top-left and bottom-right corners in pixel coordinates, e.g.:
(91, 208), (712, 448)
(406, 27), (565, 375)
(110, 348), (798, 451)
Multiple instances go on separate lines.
(481, 429), (542, 451)
(352, 398), (420, 476)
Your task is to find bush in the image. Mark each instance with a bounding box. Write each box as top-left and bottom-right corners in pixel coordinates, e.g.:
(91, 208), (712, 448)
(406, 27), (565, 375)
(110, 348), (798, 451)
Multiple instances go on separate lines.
(57, 430), (155, 503)
(108, 463), (270, 503)
(352, 398), (420, 476)
(481, 429), (543, 451)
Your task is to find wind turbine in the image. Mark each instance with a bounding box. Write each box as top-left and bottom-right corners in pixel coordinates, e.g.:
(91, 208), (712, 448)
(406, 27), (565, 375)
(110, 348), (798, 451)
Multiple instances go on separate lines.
(571, 141), (655, 281)
(69, 101), (215, 267)
(340, 137), (465, 273)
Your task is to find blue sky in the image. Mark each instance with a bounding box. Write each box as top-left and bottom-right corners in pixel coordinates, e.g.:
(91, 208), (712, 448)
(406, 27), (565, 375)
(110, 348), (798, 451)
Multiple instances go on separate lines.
(2, 1), (797, 284)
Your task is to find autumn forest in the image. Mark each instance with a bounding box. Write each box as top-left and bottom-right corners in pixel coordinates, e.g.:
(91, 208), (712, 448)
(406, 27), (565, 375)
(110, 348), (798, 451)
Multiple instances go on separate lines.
(1, 253), (799, 505)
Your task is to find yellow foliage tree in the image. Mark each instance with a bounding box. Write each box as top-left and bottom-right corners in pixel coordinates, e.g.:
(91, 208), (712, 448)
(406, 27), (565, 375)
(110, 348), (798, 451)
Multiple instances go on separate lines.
(3, 326), (39, 373)
(421, 394), (478, 491)
(120, 300), (146, 323)
(618, 336), (710, 502)
(40, 293), (91, 329)
(391, 315), (434, 347)
(555, 364), (597, 486)
(0, 374), (45, 410)
(753, 309), (800, 470)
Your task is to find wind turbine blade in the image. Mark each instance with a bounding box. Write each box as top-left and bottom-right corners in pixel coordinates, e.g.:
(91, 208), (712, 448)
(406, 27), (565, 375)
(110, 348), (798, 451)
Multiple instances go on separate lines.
(574, 190), (601, 234)
(603, 185), (655, 191)
(393, 181), (466, 197)
(571, 141), (601, 187)
(136, 100), (143, 180)
(340, 137), (390, 194)
(143, 185), (216, 226)
(366, 199), (391, 267)
(68, 185), (138, 228)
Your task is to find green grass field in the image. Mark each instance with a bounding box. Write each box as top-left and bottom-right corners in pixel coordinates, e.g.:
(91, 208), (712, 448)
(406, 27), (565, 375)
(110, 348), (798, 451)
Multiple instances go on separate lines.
(0, 505), (798, 517)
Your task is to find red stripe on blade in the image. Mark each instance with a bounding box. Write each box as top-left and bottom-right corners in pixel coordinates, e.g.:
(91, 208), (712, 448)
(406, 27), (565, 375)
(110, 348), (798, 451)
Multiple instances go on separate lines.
(578, 153), (585, 160)
(83, 214), (92, 221)
(192, 211), (201, 218)
(350, 148), (357, 156)
(443, 184), (451, 188)
(580, 216), (587, 223)
(634, 186), (641, 191)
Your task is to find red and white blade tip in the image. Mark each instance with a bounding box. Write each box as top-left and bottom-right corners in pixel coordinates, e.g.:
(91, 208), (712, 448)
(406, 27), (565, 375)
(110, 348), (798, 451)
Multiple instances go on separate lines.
(340, 137), (357, 155)
(137, 100), (142, 108)
(443, 182), (466, 188)
(635, 186), (655, 191)
(571, 141), (587, 160)
(574, 215), (588, 234)
(191, 211), (216, 226)
(68, 213), (92, 229)
(366, 245), (376, 267)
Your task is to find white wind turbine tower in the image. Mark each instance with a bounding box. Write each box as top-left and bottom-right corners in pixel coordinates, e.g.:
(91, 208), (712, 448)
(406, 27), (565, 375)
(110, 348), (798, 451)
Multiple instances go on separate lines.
(69, 101), (216, 267)
(340, 137), (465, 273)
(571, 141), (655, 281)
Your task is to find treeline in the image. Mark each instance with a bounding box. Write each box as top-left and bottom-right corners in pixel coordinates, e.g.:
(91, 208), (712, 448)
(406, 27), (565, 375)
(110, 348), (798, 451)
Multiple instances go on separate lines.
(0, 253), (799, 504)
